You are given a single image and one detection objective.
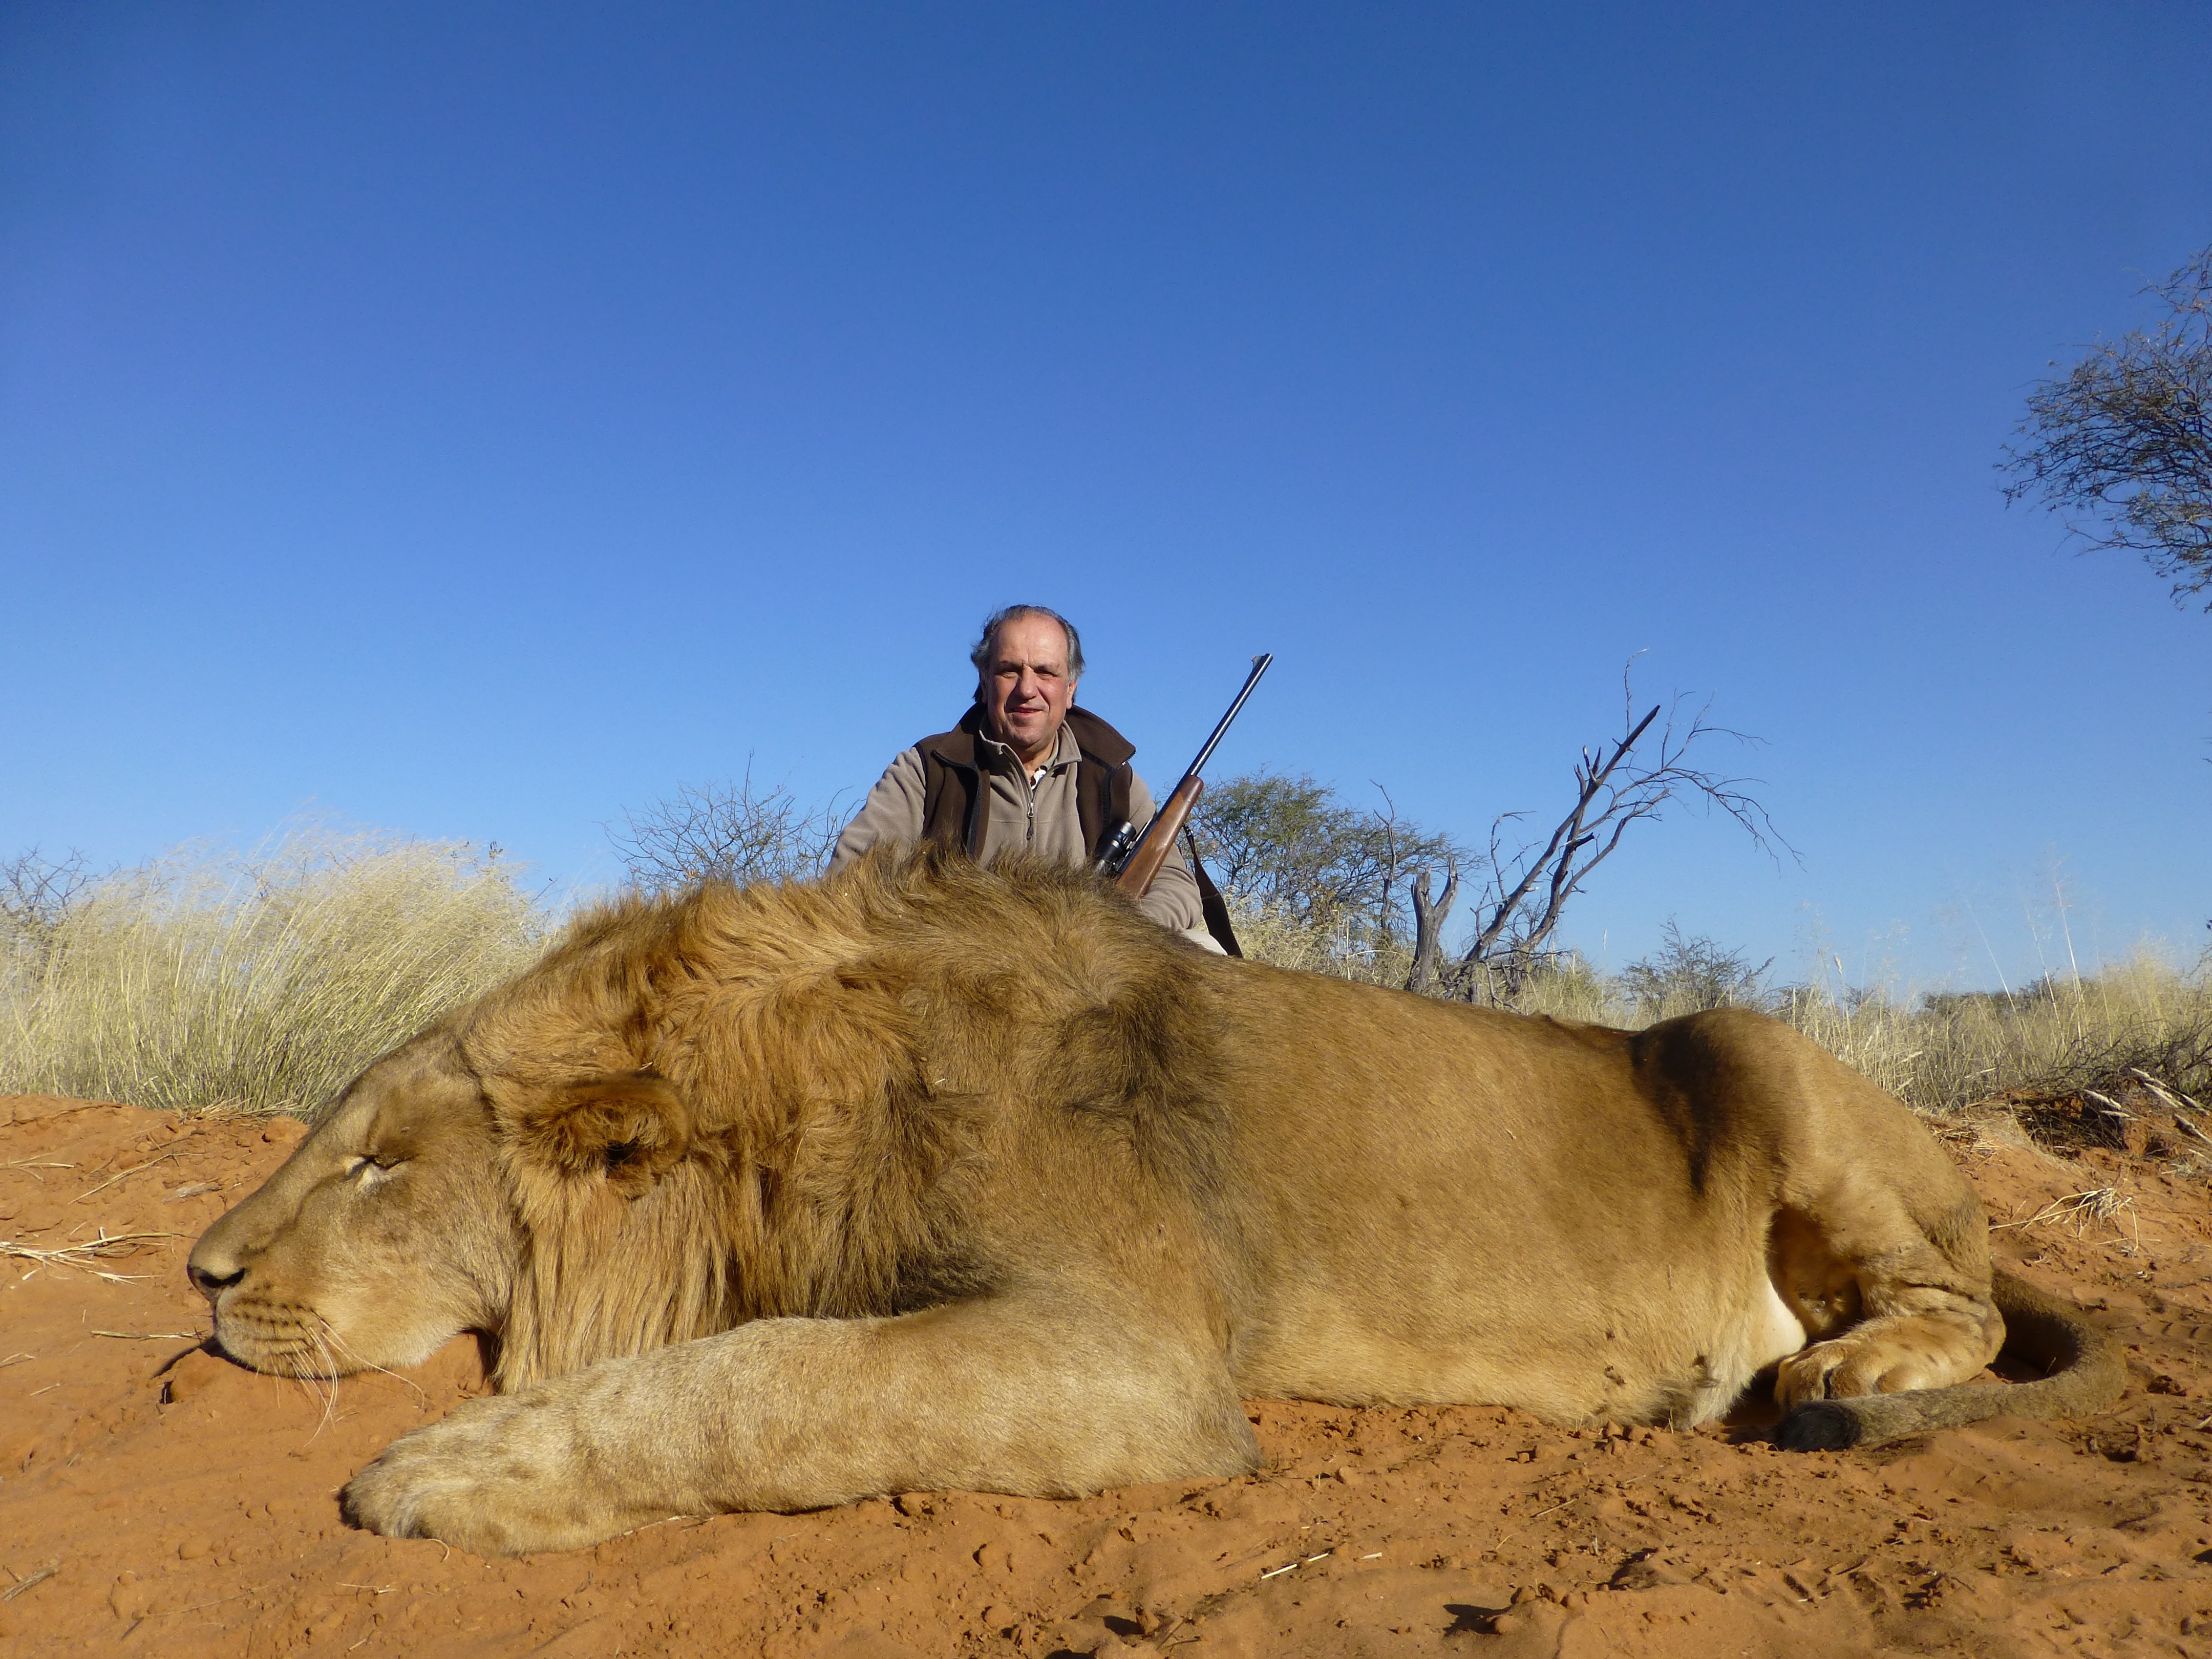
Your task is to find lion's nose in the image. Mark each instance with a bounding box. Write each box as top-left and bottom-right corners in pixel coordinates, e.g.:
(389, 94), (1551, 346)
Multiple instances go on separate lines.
(186, 1248), (244, 1300)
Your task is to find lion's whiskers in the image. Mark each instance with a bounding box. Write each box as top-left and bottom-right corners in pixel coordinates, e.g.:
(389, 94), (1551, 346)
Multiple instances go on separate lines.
(297, 1318), (342, 1436)
(322, 1323), (432, 1403)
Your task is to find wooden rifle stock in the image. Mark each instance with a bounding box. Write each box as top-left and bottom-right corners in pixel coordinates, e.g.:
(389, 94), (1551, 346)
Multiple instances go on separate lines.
(1114, 775), (1204, 899)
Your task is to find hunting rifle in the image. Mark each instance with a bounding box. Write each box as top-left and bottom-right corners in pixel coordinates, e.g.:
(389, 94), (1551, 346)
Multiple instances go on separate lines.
(1098, 652), (1273, 898)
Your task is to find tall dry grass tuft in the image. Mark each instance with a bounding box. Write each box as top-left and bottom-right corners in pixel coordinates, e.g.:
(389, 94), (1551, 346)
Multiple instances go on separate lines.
(0, 826), (547, 1116)
(1778, 953), (2212, 1115)
(1226, 898), (1416, 988)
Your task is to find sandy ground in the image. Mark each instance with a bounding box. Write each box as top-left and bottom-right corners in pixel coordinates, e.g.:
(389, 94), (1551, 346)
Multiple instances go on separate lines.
(4, 1091), (2211, 1657)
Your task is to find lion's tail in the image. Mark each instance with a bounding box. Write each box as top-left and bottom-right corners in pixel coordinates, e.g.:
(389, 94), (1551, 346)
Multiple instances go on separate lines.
(1776, 1269), (2125, 1451)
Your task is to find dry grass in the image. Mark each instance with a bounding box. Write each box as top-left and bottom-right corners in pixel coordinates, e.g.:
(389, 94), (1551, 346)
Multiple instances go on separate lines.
(1990, 1186), (2136, 1237)
(0, 825), (547, 1117)
(1228, 902), (1618, 1025)
(1226, 899), (1418, 988)
(1777, 952), (2212, 1115)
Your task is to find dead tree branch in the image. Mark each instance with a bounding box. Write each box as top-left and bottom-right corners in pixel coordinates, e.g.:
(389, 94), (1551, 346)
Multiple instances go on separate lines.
(1451, 667), (1792, 996)
(1406, 857), (1459, 994)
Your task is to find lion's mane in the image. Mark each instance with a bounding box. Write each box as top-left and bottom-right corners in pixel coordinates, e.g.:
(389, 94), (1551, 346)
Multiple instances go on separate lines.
(471, 848), (1226, 1389)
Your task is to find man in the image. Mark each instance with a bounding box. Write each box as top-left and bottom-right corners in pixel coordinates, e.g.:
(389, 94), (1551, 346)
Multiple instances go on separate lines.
(829, 605), (1224, 949)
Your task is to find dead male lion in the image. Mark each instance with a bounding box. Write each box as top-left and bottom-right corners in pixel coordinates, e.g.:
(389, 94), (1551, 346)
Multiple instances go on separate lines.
(188, 849), (2121, 1556)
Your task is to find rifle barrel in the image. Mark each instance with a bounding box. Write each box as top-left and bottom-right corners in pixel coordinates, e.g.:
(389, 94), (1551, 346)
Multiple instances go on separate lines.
(1180, 653), (1273, 786)
(1115, 653), (1272, 888)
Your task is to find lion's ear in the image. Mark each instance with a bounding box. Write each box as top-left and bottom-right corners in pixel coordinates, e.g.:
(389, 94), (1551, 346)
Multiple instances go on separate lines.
(511, 1071), (691, 1198)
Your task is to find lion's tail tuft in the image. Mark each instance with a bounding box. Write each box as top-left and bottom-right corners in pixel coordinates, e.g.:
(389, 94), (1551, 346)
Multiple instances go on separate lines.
(1775, 1269), (2125, 1452)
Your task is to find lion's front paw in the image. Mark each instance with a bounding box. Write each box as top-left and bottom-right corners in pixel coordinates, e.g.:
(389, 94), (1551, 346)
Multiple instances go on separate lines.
(342, 1394), (620, 1556)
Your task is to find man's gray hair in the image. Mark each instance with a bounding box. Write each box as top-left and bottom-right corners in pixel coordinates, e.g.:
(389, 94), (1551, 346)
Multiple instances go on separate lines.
(970, 604), (1085, 680)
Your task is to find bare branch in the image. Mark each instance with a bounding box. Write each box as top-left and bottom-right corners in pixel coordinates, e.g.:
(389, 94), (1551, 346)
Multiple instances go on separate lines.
(1, 846), (104, 976)
(1454, 669), (1792, 995)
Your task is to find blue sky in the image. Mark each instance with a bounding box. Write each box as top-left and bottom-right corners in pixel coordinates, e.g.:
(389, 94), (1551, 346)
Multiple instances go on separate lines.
(4, 2), (2207, 990)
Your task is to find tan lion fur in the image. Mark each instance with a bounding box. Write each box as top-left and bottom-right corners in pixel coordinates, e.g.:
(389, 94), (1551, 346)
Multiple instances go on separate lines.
(473, 853), (1222, 1386)
(188, 846), (2123, 1555)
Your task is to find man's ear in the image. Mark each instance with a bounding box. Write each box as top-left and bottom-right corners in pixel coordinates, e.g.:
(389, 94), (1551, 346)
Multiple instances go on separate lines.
(509, 1071), (691, 1199)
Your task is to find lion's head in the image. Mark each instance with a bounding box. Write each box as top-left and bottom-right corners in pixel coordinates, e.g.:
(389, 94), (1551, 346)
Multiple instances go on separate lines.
(185, 1028), (523, 1378)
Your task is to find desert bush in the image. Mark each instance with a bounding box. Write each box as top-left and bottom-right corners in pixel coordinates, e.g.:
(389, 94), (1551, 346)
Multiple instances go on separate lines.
(1193, 772), (1462, 973)
(611, 768), (849, 892)
(1621, 921), (1773, 1023)
(0, 846), (101, 977)
(0, 826), (547, 1116)
(1225, 896), (1419, 988)
(1227, 892), (1626, 1025)
(1466, 953), (1623, 1024)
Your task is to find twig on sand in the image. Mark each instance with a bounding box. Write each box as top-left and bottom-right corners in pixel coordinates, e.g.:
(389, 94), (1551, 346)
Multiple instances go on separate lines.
(2, 1228), (184, 1283)
(2, 1159), (74, 1181)
(92, 1330), (201, 1342)
(2, 1560), (60, 1602)
(2129, 1068), (2206, 1114)
(71, 1152), (180, 1203)
(130, 1590), (250, 1623)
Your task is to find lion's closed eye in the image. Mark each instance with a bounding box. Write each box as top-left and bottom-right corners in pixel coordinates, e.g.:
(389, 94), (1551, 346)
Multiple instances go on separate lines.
(346, 1154), (402, 1187)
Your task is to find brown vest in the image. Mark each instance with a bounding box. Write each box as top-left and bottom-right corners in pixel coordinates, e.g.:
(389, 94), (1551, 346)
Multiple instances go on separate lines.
(916, 704), (1135, 862)
(915, 703), (1243, 955)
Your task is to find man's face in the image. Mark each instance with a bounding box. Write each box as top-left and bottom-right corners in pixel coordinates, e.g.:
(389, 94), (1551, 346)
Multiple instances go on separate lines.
(980, 614), (1078, 765)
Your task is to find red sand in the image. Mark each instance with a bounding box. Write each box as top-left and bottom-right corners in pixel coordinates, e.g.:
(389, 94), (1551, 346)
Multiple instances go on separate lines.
(4, 1091), (2210, 1656)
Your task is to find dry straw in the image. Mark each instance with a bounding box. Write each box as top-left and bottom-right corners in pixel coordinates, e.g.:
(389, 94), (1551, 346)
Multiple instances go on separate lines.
(1774, 952), (2212, 1116)
(0, 824), (546, 1117)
